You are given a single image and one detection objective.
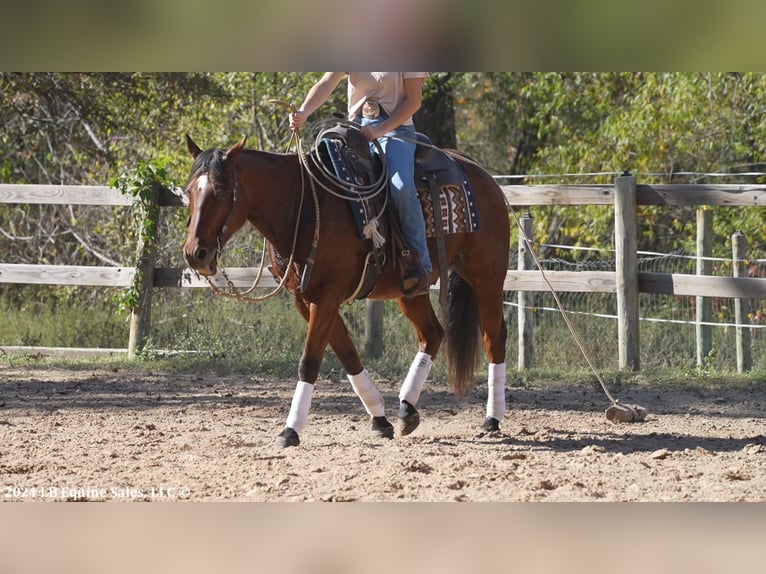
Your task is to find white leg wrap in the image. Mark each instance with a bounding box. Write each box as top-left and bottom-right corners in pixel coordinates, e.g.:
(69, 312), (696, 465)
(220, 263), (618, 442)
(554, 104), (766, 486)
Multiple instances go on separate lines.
(399, 352), (433, 406)
(347, 369), (385, 417)
(285, 381), (314, 433)
(487, 362), (506, 420)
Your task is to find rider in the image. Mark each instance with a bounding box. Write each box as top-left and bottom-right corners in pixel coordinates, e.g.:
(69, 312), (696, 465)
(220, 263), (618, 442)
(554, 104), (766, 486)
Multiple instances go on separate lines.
(290, 72), (432, 297)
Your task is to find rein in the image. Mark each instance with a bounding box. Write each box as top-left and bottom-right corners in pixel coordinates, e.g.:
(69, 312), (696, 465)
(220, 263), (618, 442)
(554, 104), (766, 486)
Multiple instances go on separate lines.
(202, 120), (318, 303)
(199, 101), (439, 303)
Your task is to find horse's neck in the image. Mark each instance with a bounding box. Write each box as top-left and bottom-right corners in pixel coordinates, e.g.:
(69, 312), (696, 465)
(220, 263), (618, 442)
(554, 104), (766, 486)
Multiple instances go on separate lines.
(241, 151), (306, 256)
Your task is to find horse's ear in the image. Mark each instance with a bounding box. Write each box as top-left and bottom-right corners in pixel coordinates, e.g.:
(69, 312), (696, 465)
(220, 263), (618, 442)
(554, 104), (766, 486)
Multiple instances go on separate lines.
(222, 136), (247, 165)
(185, 134), (202, 159)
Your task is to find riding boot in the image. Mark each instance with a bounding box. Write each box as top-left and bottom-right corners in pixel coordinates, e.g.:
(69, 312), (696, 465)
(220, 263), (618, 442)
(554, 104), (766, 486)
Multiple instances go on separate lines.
(399, 249), (430, 297)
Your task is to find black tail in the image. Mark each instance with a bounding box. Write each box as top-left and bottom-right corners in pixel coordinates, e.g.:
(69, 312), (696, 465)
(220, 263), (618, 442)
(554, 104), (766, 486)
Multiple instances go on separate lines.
(444, 270), (481, 397)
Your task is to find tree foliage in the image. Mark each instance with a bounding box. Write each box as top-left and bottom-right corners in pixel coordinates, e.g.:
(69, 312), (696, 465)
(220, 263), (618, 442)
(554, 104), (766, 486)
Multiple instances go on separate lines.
(2, 72), (765, 276)
(456, 72), (766, 255)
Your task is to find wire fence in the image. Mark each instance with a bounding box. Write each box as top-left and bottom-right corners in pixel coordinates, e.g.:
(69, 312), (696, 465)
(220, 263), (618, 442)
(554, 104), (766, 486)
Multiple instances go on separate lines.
(504, 244), (766, 372)
(3, 180), (765, 374)
(153, 227), (766, 374)
(493, 169), (766, 182)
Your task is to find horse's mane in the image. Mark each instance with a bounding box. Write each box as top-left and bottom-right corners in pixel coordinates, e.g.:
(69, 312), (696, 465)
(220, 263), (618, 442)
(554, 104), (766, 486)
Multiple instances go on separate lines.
(186, 148), (228, 187)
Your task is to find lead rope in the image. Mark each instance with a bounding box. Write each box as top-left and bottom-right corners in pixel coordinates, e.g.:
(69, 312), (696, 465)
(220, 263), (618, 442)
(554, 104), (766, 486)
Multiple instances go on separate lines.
(507, 204), (620, 407)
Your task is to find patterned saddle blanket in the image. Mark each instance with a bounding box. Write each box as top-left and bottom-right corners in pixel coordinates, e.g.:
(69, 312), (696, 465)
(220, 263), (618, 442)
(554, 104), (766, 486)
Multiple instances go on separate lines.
(413, 134), (480, 237)
(315, 126), (480, 241)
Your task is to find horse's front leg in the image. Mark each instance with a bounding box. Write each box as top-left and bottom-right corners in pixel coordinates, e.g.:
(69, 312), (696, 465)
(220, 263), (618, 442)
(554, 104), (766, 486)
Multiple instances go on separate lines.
(286, 295), (394, 443)
(275, 299), (338, 448)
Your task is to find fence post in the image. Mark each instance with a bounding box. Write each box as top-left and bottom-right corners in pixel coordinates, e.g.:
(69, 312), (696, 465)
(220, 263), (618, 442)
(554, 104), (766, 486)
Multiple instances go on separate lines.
(128, 182), (161, 358)
(732, 231), (752, 372)
(696, 209), (713, 366)
(614, 174), (640, 370)
(517, 212), (534, 370)
(364, 300), (384, 358)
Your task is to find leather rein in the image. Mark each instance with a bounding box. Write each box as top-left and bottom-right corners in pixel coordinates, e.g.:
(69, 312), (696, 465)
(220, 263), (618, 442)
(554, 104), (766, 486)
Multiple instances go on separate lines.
(202, 109), (317, 302)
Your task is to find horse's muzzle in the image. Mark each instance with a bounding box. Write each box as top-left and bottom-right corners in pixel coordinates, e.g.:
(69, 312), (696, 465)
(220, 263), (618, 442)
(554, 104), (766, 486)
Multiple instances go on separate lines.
(184, 244), (217, 276)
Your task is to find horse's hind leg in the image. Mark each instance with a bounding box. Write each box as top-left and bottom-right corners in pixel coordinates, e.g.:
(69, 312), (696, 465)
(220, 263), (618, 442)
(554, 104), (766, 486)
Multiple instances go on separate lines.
(473, 278), (508, 432)
(396, 295), (445, 435)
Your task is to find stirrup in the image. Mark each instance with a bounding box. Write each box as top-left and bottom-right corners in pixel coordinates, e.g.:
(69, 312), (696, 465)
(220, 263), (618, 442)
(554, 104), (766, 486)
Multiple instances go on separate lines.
(402, 268), (430, 298)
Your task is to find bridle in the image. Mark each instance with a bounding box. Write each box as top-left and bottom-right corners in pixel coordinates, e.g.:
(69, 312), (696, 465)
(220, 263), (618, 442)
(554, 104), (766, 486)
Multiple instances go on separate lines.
(190, 100), (395, 303)
(192, 134), (318, 303)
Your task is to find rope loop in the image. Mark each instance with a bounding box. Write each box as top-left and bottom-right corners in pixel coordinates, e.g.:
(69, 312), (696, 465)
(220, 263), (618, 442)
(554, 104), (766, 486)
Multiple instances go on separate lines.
(302, 117), (389, 202)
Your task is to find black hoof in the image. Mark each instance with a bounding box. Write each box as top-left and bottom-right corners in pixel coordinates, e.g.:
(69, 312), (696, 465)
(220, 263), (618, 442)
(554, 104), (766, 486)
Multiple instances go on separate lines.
(274, 427), (300, 448)
(481, 417), (500, 432)
(371, 416), (394, 439)
(398, 400), (420, 436)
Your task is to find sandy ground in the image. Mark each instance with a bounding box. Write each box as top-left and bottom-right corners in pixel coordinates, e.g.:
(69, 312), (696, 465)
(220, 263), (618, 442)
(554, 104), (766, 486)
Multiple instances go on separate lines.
(0, 365), (764, 502)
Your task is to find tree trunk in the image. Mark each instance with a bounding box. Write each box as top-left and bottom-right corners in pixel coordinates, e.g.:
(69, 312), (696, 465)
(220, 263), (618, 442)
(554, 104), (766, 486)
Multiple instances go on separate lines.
(414, 73), (456, 149)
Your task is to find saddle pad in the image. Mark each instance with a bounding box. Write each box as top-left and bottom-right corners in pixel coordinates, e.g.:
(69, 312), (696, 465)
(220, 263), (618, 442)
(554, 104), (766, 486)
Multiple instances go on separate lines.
(319, 138), (366, 185)
(320, 136), (480, 241)
(348, 179), (481, 242)
(416, 180), (480, 238)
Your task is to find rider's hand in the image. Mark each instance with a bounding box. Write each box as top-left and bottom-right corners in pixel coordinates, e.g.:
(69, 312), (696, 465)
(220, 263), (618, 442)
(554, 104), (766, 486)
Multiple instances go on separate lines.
(290, 110), (307, 131)
(360, 124), (386, 141)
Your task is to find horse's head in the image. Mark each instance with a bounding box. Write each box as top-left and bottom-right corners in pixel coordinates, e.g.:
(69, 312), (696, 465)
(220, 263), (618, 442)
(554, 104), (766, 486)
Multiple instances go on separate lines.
(182, 134), (246, 276)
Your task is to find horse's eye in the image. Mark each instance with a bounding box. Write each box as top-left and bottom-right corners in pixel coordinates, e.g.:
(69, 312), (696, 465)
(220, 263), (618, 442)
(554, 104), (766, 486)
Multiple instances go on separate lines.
(214, 187), (226, 199)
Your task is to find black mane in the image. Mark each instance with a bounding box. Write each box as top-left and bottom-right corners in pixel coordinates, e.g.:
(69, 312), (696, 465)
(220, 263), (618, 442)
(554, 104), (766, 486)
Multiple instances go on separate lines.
(186, 148), (228, 188)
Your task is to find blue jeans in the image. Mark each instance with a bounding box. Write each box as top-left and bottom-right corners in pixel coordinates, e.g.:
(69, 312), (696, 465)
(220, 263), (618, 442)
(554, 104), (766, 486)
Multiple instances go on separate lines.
(361, 118), (432, 273)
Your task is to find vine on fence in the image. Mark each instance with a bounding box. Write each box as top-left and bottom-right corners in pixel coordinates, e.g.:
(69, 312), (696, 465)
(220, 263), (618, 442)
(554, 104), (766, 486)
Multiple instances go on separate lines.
(109, 158), (174, 313)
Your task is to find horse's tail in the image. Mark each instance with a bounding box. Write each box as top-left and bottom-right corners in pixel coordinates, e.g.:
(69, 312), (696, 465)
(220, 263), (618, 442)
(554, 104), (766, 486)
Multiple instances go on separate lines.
(444, 270), (481, 397)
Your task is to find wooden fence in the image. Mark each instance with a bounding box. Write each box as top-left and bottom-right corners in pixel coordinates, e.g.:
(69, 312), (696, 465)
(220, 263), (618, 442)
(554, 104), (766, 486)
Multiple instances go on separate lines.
(1, 178), (765, 370)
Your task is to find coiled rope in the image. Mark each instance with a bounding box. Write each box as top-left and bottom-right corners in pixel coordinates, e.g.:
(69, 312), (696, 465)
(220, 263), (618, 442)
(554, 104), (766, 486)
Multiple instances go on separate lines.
(203, 104), (393, 300)
(302, 117), (389, 202)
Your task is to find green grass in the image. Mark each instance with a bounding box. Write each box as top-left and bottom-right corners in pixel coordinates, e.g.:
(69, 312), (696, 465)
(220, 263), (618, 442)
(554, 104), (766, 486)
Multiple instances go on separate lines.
(0, 287), (128, 348)
(2, 285), (765, 388)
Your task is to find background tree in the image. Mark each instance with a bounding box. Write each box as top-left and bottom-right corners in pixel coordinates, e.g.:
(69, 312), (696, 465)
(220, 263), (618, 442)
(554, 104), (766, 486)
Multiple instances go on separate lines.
(454, 72), (766, 256)
(2, 72), (765, 345)
(414, 72), (457, 148)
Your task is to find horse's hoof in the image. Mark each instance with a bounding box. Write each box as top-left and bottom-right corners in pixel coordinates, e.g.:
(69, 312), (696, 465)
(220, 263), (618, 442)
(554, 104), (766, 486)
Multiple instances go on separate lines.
(398, 400), (420, 436)
(481, 417), (500, 432)
(371, 416), (394, 439)
(274, 427), (300, 448)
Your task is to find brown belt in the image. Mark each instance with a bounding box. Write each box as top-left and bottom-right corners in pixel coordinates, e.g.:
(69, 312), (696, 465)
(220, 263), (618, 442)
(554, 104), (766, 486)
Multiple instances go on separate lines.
(362, 100), (386, 119)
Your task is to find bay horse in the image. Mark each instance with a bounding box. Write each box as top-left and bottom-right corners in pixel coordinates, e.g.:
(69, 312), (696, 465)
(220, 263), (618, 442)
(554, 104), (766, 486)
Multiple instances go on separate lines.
(182, 131), (509, 448)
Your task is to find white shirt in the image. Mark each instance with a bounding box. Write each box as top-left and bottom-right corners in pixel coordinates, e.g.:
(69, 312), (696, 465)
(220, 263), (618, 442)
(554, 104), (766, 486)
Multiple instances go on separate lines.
(347, 72), (429, 125)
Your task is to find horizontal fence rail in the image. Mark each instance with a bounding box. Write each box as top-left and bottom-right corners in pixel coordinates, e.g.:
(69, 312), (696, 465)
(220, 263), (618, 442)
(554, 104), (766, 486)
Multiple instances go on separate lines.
(4, 182), (766, 208)
(2, 265), (763, 301)
(0, 184), (184, 206)
(500, 183), (766, 206)
(0, 264), (136, 287)
(2, 179), (765, 368)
